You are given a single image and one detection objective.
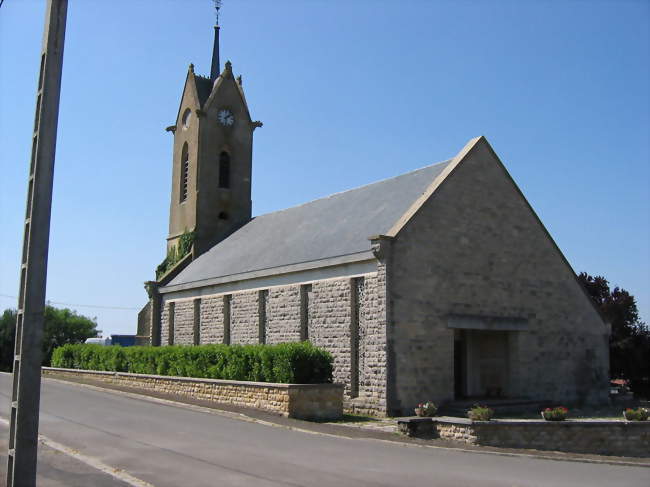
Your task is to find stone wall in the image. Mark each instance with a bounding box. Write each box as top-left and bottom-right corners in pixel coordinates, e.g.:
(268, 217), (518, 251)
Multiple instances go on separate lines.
(266, 286), (301, 344)
(308, 279), (353, 394)
(356, 266), (388, 415)
(43, 367), (343, 420)
(136, 301), (152, 346)
(397, 417), (650, 457)
(389, 139), (609, 414)
(159, 272), (388, 415)
(173, 299), (195, 345)
(231, 290), (260, 344)
(160, 302), (170, 345)
(199, 296), (225, 344)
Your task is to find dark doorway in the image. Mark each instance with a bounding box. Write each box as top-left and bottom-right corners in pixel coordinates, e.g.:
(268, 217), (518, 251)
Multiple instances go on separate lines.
(454, 334), (466, 399)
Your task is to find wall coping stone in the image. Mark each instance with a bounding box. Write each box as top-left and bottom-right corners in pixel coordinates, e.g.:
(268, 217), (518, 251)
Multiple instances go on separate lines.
(42, 367), (343, 391)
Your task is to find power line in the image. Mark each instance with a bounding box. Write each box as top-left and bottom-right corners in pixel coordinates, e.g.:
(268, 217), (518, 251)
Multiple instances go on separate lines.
(0, 294), (140, 311)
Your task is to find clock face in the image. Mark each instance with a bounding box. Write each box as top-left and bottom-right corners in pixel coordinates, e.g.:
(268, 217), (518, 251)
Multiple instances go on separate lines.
(217, 109), (235, 127)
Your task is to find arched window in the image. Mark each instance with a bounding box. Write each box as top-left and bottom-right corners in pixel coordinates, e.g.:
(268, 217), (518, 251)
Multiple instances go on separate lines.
(218, 151), (230, 189)
(180, 143), (189, 203)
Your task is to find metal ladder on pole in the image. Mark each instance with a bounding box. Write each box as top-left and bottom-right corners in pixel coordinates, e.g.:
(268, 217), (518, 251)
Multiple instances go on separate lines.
(6, 1), (67, 485)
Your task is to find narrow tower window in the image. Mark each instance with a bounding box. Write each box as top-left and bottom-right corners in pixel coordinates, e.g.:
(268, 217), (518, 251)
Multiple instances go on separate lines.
(168, 302), (175, 345)
(180, 143), (189, 203)
(350, 277), (364, 398)
(223, 295), (231, 345)
(193, 298), (201, 346)
(218, 151), (230, 189)
(258, 290), (268, 344)
(300, 284), (312, 341)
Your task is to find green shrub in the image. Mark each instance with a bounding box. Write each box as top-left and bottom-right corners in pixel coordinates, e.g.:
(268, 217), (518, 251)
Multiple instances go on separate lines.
(623, 407), (648, 421)
(541, 406), (569, 421)
(467, 404), (494, 421)
(156, 230), (195, 279)
(50, 342), (333, 384)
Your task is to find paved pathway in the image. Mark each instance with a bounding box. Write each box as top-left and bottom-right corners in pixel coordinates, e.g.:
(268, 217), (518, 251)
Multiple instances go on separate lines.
(0, 373), (648, 487)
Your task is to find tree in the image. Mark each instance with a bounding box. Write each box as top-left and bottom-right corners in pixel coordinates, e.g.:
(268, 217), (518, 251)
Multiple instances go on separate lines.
(0, 309), (17, 372)
(0, 305), (100, 371)
(578, 272), (649, 387)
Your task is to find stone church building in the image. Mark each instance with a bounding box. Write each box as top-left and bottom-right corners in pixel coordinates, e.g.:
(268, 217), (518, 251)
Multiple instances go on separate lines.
(138, 23), (609, 416)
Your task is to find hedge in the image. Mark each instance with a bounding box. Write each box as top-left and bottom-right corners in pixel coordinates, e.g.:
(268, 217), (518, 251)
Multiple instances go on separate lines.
(50, 342), (333, 384)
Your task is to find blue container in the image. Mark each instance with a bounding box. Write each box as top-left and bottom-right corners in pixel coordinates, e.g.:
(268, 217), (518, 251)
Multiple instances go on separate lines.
(110, 334), (136, 347)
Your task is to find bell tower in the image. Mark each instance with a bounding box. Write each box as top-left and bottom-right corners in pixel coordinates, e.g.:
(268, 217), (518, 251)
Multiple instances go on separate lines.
(166, 8), (262, 258)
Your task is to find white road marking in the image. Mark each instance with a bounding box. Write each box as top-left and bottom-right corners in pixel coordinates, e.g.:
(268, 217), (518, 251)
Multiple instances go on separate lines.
(0, 416), (155, 487)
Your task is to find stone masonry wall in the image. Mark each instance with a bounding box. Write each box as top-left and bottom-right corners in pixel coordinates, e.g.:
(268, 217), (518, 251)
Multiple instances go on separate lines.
(355, 271), (387, 415)
(266, 286), (301, 344)
(159, 270), (388, 415)
(389, 139), (610, 414)
(398, 417), (649, 457)
(43, 368), (343, 420)
(308, 279), (353, 394)
(231, 290), (260, 344)
(173, 299), (195, 345)
(200, 296), (225, 344)
(160, 302), (170, 345)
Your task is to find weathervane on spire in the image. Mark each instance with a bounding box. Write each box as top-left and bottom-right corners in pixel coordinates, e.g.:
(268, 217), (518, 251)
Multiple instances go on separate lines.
(211, 0), (222, 81)
(214, 0), (222, 26)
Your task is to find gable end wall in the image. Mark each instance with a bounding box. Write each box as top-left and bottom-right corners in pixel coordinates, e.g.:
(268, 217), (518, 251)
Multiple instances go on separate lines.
(389, 140), (609, 413)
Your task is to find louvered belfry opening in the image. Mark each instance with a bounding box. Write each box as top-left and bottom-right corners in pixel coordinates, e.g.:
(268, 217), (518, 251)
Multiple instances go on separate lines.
(180, 143), (189, 203)
(218, 151), (230, 189)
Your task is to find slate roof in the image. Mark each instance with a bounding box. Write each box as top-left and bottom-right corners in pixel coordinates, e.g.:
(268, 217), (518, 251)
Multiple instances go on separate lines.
(166, 159), (452, 288)
(194, 75), (213, 107)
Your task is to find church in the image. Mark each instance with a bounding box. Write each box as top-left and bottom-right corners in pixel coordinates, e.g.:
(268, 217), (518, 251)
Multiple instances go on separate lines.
(137, 19), (610, 416)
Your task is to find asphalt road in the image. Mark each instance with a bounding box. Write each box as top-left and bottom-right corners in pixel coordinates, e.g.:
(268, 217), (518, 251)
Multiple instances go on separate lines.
(0, 373), (648, 487)
(0, 420), (132, 487)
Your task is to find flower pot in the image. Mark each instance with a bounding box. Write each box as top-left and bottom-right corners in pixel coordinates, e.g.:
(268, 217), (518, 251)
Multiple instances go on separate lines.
(414, 407), (424, 417)
(624, 409), (649, 421)
(542, 412), (566, 421)
(541, 407), (568, 421)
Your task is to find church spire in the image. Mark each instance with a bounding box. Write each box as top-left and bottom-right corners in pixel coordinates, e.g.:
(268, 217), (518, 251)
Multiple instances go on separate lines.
(210, 1), (222, 81)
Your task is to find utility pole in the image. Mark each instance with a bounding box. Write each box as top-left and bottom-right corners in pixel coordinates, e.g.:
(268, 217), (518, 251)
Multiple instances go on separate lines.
(6, 1), (68, 485)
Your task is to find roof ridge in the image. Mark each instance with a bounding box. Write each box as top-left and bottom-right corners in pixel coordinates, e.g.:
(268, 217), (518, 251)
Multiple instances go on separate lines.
(253, 159), (452, 220)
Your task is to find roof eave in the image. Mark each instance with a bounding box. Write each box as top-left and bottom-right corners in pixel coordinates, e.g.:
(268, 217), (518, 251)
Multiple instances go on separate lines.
(160, 250), (376, 294)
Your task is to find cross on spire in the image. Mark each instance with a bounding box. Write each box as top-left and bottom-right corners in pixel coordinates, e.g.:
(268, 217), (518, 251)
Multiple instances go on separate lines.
(214, 0), (222, 26)
(210, 0), (222, 81)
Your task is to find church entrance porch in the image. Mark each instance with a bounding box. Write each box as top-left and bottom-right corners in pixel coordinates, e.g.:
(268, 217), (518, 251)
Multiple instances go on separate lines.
(462, 330), (510, 398)
(449, 314), (528, 400)
(456, 330), (511, 399)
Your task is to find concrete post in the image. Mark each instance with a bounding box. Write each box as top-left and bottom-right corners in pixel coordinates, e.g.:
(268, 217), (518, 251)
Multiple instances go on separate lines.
(6, 1), (67, 485)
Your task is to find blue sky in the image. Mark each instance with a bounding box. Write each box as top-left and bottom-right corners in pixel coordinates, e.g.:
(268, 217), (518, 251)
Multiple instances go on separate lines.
(1, 0), (648, 336)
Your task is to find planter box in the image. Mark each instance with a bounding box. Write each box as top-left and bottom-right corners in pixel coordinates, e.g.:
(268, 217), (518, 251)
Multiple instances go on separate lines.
(42, 367), (343, 420)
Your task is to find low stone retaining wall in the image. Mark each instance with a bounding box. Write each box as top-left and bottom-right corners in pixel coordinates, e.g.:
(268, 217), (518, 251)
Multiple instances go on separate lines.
(42, 367), (343, 420)
(398, 417), (650, 457)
